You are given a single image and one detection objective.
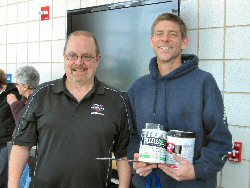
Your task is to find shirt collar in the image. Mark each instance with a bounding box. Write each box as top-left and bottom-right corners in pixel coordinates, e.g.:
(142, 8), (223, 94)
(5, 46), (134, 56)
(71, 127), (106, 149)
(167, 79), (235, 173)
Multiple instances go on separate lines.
(52, 74), (105, 95)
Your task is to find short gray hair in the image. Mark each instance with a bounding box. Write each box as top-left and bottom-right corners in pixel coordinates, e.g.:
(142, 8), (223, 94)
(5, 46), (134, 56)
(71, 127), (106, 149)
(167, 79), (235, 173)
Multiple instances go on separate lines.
(15, 65), (40, 89)
(63, 30), (100, 56)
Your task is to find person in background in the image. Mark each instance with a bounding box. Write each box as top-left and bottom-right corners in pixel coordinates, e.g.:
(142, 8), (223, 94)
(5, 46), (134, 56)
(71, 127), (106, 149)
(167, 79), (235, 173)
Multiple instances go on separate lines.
(128, 13), (232, 188)
(8, 30), (131, 188)
(7, 65), (40, 125)
(0, 69), (21, 188)
(7, 65), (40, 188)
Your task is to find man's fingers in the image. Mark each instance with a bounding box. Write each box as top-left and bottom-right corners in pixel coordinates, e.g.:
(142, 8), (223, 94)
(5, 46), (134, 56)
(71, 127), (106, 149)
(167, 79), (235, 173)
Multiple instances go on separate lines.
(137, 170), (152, 177)
(173, 153), (185, 164)
(133, 154), (148, 169)
(135, 165), (155, 177)
(134, 153), (139, 160)
(145, 164), (157, 171)
(133, 153), (158, 177)
(133, 158), (157, 177)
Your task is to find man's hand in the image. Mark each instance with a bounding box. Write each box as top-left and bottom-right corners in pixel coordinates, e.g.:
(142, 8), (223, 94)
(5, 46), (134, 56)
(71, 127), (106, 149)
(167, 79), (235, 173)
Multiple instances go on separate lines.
(133, 153), (157, 177)
(7, 93), (18, 105)
(158, 154), (195, 181)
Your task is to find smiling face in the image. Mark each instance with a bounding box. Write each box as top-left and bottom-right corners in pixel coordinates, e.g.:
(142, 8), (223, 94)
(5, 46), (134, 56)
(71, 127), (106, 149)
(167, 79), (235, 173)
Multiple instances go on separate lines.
(150, 20), (189, 65)
(64, 35), (101, 86)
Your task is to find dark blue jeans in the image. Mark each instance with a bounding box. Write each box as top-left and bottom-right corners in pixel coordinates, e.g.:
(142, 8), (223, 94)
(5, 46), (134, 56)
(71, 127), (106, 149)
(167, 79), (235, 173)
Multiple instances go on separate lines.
(0, 146), (8, 188)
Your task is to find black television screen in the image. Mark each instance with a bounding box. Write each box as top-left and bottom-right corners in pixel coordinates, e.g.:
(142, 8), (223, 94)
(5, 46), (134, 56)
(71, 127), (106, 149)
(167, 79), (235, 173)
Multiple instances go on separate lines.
(67, 0), (180, 91)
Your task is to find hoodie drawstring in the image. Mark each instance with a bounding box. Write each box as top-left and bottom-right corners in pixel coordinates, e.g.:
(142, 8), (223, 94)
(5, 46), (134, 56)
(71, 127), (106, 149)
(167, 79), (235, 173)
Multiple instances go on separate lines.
(153, 80), (158, 124)
(146, 170), (162, 188)
(153, 77), (168, 128)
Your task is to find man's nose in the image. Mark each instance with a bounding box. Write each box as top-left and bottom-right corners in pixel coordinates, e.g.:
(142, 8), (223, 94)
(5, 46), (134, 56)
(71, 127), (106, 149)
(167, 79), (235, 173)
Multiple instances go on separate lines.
(161, 33), (170, 41)
(75, 56), (85, 64)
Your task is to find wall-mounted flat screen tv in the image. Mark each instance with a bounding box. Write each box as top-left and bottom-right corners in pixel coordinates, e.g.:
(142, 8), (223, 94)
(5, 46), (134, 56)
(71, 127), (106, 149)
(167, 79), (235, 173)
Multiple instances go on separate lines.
(67, 0), (180, 91)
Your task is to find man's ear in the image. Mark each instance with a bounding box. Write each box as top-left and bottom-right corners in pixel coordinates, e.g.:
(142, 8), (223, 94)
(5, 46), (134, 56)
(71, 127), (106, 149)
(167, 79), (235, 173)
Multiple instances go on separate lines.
(150, 37), (154, 48)
(181, 37), (189, 50)
(23, 84), (29, 90)
(96, 54), (102, 68)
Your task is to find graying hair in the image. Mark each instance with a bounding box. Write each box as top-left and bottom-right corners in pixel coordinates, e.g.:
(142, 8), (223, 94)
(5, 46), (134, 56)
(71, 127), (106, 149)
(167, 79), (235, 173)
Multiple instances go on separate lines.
(63, 30), (100, 56)
(151, 13), (187, 39)
(15, 65), (40, 89)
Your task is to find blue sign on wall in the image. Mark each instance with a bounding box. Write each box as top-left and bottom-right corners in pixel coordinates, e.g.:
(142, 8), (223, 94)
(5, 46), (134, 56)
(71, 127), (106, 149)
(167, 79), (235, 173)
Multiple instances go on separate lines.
(6, 74), (12, 83)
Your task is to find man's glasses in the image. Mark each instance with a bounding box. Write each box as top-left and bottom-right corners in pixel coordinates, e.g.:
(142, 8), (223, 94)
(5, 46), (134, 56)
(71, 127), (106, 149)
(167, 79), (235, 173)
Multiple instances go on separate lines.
(65, 53), (96, 62)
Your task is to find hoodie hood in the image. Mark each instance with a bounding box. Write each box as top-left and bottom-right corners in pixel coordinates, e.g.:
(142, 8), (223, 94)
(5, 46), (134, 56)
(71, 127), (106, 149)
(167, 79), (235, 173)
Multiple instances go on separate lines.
(149, 54), (199, 80)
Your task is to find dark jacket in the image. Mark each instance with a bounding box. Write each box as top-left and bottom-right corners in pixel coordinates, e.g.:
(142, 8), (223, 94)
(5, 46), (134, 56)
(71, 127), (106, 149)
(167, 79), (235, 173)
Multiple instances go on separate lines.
(128, 54), (232, 188)
(0, 83), (21, 148)
(10, 96), (28, 125)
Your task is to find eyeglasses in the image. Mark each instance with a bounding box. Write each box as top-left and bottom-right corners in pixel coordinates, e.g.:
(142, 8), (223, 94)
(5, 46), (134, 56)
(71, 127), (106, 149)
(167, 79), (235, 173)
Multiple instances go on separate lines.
(65, 53), (96, 62)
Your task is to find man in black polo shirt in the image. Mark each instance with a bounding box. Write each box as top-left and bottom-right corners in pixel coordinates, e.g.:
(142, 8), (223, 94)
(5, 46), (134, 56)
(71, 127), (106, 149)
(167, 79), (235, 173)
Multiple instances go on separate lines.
(8, 31), (131, 188)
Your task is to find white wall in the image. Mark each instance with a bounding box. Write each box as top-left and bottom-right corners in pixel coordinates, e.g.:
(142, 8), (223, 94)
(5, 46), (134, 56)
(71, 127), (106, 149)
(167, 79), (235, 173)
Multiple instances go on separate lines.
(180, 0), (250, 187)
(0, 0), (249, 187)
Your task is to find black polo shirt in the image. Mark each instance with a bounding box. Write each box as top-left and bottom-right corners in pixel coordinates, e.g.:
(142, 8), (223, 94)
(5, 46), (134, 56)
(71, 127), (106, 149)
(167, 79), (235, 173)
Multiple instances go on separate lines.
(13, 75), (130, 188)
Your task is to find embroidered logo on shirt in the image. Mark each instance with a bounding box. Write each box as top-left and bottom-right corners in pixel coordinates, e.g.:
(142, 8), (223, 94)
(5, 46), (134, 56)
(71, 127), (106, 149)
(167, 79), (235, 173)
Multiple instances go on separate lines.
(91, 104), (104, 115)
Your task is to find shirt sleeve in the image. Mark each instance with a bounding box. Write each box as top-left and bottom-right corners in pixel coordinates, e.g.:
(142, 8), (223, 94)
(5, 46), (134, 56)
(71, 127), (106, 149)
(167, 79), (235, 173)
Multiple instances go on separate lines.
(194, 75), (232, 180)
(127, 87), (140, 161)
(10, 99), (24, 125)
(12, 94), (38, 147)
(113, 93), (131, 159)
